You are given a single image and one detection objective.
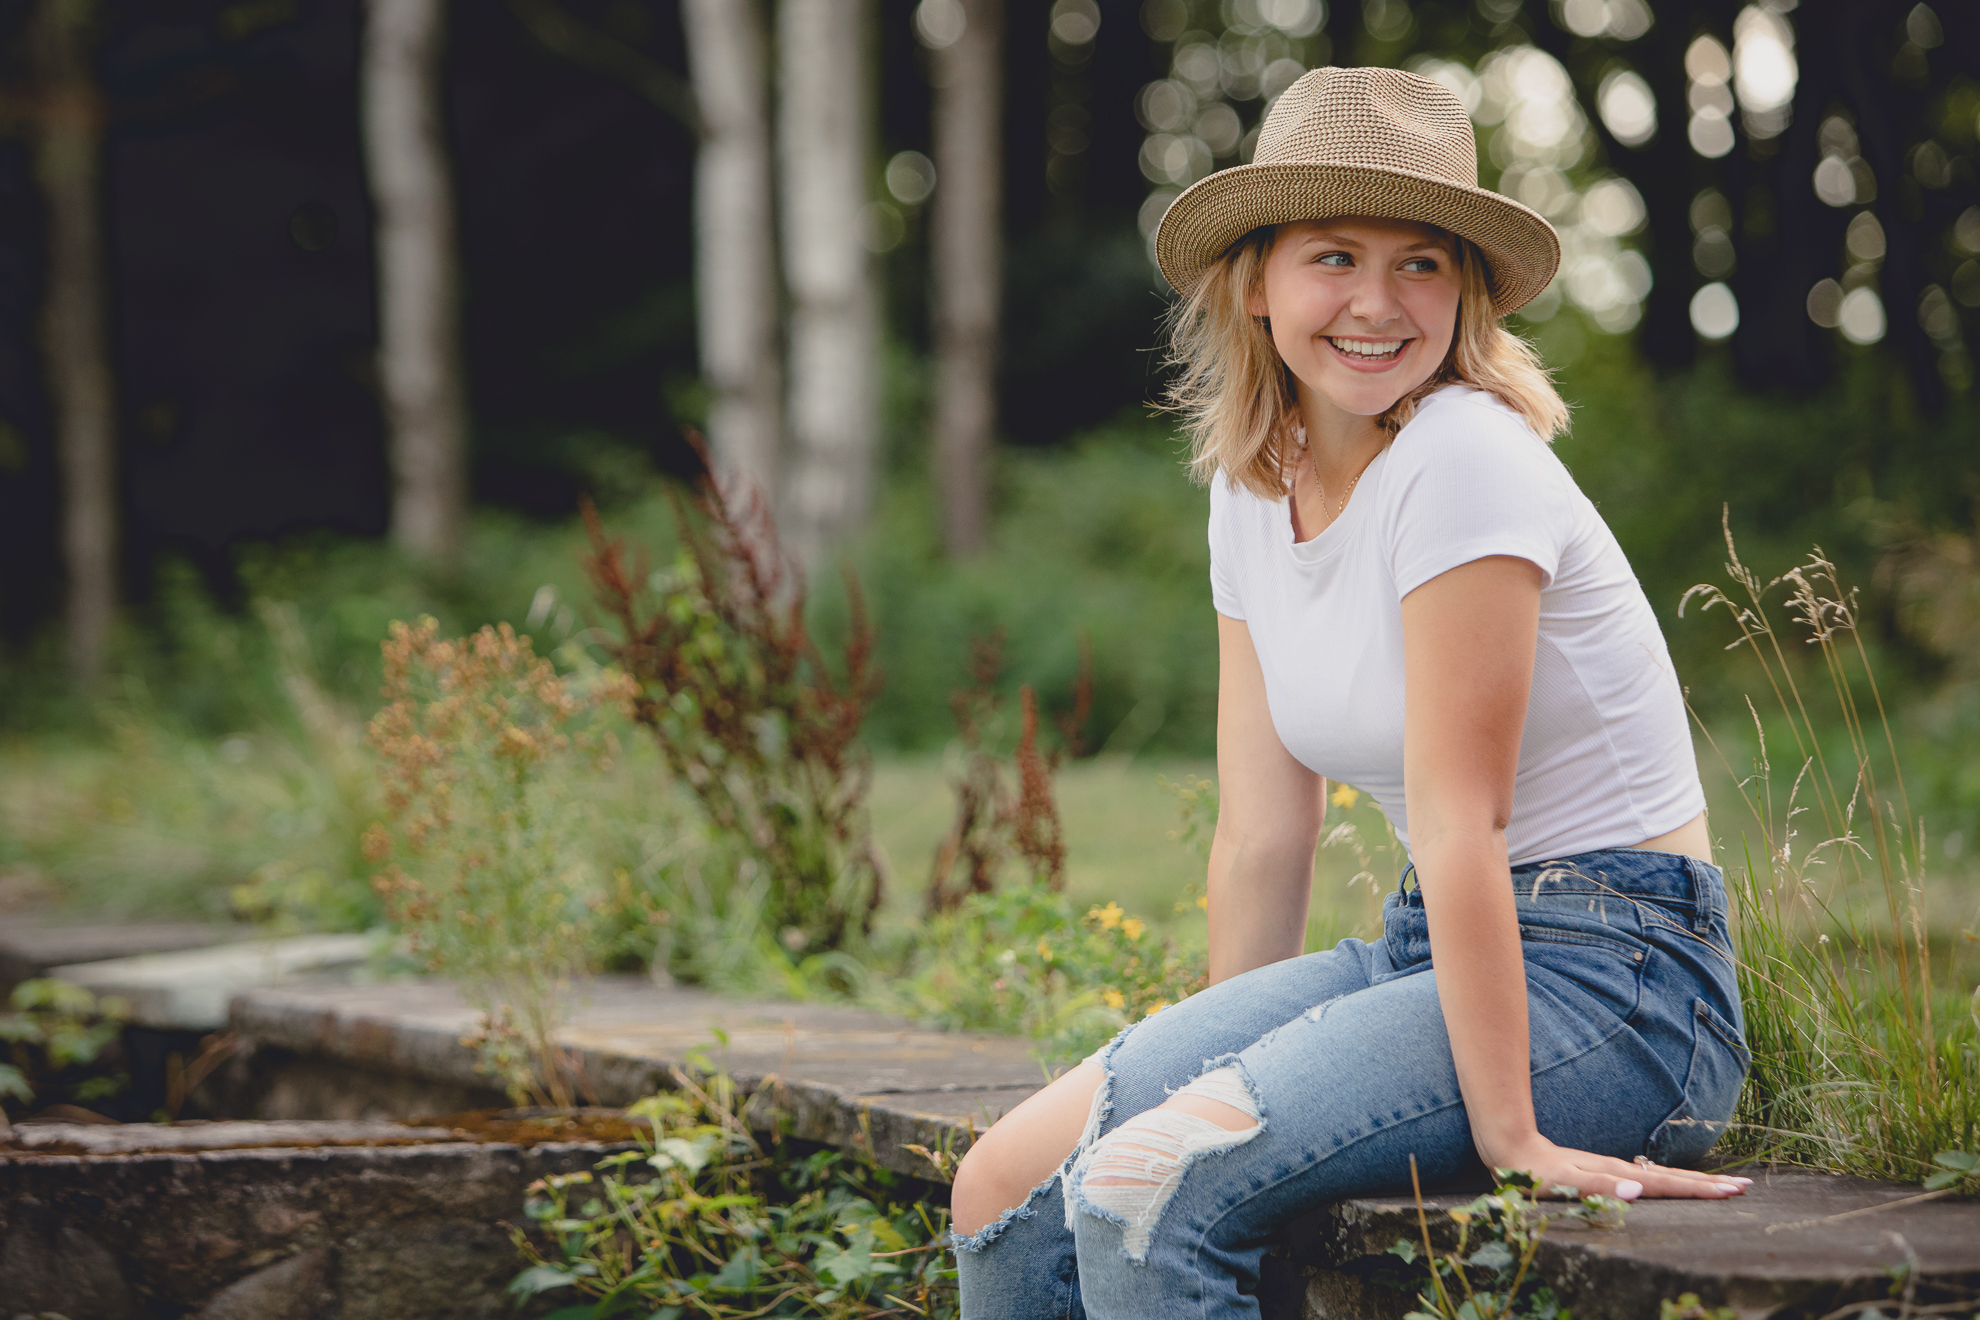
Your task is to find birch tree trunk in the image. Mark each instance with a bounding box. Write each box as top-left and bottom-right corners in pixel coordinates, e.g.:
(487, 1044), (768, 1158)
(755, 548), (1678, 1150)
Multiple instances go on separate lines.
(682, 0), (781, 502)
(29, 0), (117, 687)
(362, 0), (469, 571)
(929, 0), (1001, 558)
(778, 0), (878, 569)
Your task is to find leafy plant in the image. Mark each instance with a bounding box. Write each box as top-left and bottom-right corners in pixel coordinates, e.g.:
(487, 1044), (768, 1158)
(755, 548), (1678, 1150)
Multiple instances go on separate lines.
(366, 618), (637, 1108)
(1388, 1162), (1624, 1320)
(583, 465), (883, 957)
(926, 631), (1090, 913)
(1680, 517), (1980, 1181)
(1923, 1149), (1978, 1194)
(0, 978), (129, 1116)
(886, 881), (1205, 1061)
(509, 1070), (956, 1319)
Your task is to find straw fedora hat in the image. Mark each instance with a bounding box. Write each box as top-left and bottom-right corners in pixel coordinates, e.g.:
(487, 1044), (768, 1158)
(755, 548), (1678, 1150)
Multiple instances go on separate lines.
(1154, 66), (1560, 313)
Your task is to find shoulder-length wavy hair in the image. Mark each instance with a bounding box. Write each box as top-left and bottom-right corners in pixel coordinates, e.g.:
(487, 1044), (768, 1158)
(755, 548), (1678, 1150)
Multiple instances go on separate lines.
(1165, 226), (1570, 500)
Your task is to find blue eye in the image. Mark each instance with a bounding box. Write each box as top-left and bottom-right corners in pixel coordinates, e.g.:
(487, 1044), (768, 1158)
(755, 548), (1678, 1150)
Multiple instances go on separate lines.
(1316, 251), (1353, 266)
(1403, 257), (1440, 273)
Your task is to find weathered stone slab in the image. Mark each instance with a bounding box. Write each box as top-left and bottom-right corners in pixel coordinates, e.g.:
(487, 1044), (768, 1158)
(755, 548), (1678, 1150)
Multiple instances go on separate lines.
(0, 1137), (617, 1319)
(6, 1118), (463, 1156)
(216, 975), (1980, 1317)
(228, 976), (1049, 1176)
(54, 934), (372, 1029)
(0, 919), (234, 993)
(1290, 1170), (1980, 1319)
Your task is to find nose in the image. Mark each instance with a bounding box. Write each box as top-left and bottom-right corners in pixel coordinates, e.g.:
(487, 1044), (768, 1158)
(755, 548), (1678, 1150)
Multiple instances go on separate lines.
(1342, 265), (1404, 329)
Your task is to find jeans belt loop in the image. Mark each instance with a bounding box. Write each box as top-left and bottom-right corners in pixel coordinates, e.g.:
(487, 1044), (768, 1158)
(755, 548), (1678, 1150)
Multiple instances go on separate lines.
(1683, 856), (1714, 934)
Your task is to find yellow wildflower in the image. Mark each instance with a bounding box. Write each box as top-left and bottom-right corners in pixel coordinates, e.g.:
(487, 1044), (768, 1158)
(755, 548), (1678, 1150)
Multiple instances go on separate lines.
(1037, 939), (1054, 961)
(1196, 894), (1209, 910)
(1102, 988), (1125, 1010)
(1330, 782), (1361, 810)
(1148, 1000), (1170, 1014)
(1120, 918), (1146, 941)
(1093, 902), (1124, 930)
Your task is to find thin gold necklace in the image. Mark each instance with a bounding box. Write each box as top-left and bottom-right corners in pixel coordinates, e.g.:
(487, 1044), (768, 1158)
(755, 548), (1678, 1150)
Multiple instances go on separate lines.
(1309, 445), (1365, 525)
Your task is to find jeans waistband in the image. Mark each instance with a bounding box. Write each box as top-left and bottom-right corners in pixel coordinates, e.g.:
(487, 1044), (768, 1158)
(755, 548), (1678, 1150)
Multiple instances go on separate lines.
(1398, 848), (1726, 935)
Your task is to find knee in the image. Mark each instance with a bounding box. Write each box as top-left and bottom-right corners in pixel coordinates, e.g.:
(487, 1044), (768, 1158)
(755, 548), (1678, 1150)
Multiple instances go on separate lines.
(950, 1142), (1018, 1238)
(1073, 1063), (1264, 1261)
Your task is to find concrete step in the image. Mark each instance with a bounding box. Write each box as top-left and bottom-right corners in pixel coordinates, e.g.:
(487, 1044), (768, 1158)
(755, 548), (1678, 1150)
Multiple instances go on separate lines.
(0, 919), (241, 995)
(227, 976), (1051, 1177)
(52, 933), (373, 1030)
(224, 977), (1980, 1318)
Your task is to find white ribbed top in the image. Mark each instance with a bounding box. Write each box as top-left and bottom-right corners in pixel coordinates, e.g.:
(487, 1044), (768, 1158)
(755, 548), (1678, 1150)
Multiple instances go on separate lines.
(1209, 385), (1703, 864)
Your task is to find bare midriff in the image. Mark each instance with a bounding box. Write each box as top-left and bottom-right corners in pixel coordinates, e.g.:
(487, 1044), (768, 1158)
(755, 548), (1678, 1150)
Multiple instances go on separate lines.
(1628, 811), (1712, 866)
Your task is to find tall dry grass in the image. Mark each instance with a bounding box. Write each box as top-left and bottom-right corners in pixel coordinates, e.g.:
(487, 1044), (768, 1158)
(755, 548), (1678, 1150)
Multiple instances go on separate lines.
(1682, 513), (1980, 1179)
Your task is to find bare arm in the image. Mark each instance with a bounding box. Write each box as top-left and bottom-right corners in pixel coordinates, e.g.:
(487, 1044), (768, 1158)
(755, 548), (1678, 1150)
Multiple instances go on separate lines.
(1207, 614), (1327, 984)
(1402, 556), (1743, 1201)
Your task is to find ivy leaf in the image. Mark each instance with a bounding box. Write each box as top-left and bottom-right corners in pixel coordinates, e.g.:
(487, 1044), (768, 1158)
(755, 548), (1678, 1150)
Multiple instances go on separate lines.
(817, 1241), (876, 1286)
(0, 1063), (33, 1103)
(1387, 1239), (1419, 1263)
(710, 1245), (760, 1292)
(1930, 1150), (1978, 1173)
(1467, 1240), (1516, 1274)
(507, 1265), (582, 1299)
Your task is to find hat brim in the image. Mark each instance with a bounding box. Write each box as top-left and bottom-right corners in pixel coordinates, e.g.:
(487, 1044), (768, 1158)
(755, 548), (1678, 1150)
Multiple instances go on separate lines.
(1154, 161), (1561, 314)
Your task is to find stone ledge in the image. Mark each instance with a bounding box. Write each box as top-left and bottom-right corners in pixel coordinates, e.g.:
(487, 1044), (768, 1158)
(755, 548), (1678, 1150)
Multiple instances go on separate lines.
(227, 977), (1050, 1179)
(55, 935), (372, 1029)
(0, 919), (239, 994)
(1287, 1174), (1980, 1319)
(0, 1137), (620, 1319)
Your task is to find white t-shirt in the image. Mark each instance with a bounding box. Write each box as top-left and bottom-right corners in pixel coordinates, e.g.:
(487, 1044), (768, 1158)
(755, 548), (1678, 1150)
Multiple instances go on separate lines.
(1209, 384), (1704, 865)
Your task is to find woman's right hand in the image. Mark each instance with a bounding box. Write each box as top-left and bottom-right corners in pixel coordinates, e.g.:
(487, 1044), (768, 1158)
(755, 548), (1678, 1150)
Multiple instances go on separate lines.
(1482, 1131), (1750, 1201)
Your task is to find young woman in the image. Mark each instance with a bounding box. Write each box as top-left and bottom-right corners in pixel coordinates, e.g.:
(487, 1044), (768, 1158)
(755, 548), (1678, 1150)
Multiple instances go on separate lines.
(947, 67), (1751, 1318)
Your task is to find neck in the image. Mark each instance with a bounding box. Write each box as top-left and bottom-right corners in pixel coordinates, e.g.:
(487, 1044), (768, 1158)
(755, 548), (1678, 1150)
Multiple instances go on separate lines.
(1295, 384), (1389, 480)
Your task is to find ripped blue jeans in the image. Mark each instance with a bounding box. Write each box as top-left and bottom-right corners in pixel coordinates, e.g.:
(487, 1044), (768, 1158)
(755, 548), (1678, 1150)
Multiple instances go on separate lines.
(952, 848), (1748, 1320)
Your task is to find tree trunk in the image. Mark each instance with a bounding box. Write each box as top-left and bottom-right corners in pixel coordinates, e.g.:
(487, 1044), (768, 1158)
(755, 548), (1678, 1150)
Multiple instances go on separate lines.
(778, 0), (878, 569)
(929, 0), (1002, 559)
(362, 0), (469, 571)
(682, 0), (781, 503)
(29, 0), (116, 688)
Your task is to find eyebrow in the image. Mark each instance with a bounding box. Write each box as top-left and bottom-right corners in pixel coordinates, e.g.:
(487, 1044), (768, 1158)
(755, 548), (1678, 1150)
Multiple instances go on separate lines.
(1291, 230), (1448, 252)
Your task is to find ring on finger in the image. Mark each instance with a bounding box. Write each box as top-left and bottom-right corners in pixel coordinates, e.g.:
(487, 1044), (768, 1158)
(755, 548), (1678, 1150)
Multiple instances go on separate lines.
(1634, 1155), (1655, 1168)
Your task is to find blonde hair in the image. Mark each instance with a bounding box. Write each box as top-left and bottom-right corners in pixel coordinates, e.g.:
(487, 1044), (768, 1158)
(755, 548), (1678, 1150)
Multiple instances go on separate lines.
(1165, 226), (1570, 499)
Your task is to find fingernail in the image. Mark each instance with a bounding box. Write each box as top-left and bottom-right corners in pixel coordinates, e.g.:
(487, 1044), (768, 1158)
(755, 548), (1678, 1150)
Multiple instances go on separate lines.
(1713, 1182), (1742, 1194)
(1727, 1176), (1753, 1185)
(1615, 1179), (1643, 1201)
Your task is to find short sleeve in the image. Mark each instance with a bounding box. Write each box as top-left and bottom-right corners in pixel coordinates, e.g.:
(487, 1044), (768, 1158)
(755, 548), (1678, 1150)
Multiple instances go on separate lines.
(1208, 474), (1247, 619)
(1380, 393), (1578, 600)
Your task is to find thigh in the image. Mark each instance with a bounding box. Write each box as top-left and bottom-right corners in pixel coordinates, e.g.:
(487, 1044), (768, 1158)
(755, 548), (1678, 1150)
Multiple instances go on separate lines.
(1097, 935), (1389, 1134)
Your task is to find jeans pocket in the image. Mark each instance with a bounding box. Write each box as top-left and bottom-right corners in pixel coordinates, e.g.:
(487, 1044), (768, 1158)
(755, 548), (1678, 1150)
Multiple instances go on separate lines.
(1645, 998), (1751, 1166)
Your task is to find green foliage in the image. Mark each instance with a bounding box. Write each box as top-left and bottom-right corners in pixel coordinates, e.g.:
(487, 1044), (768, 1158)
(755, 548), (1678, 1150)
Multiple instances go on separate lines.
(1682, 529), (1980, 1182)
(1924, 1149), (1979, 1194)
(0, 978), (128, 1115)
(511, 1074), (956, 1319)
(585, 484), (883, 957)
(1658, 1295), (1737, 1320)
(366, 619), (640, 1107)
(882, 880), (1206, 1062)
(1387, 1168), (1624, 1320)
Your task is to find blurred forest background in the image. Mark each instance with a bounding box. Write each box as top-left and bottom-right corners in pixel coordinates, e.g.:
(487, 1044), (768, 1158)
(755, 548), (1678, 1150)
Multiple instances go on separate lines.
(0, 0), (1976, 924)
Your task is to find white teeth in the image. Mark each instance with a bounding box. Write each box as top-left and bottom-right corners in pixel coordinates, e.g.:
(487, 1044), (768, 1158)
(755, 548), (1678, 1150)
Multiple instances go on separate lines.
(1330, 338), (1405, 358)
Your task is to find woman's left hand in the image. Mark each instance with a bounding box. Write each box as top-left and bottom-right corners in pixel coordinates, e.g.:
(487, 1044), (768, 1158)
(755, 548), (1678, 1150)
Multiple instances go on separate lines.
(1485, 1133), (1750, 1201)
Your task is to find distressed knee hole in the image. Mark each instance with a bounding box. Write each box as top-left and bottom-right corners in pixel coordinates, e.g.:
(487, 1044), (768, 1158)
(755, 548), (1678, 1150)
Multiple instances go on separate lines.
(1073, 1065), (1262, 1261)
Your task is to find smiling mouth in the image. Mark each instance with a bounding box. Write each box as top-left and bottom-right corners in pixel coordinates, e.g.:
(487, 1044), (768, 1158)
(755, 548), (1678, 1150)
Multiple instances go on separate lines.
(1327, 337), (1410, 362)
